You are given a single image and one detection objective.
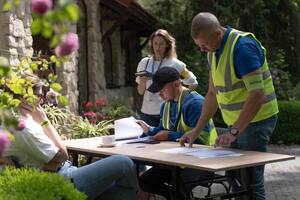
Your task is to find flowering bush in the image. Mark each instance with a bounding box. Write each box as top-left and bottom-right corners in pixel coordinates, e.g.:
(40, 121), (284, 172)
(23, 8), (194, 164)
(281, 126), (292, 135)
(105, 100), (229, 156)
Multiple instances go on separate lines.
(30, 0), (53, 15)
(55, 32), (79, 57)
(81, 98), (135, 124)
(0, 131), (11, 158)
(269, 49), (293, 100)
(82, 98), (106, 124)
(0, 0), (81, 159)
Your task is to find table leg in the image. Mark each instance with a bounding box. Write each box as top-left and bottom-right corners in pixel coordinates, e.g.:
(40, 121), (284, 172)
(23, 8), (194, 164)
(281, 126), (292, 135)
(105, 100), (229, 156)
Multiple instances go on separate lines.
(71, 154), (79, 167)
(170, 166), (181, 200)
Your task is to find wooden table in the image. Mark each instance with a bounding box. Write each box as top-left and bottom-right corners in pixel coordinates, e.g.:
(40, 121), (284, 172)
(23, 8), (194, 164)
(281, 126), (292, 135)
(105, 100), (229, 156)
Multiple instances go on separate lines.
(64, 137), (295, 199)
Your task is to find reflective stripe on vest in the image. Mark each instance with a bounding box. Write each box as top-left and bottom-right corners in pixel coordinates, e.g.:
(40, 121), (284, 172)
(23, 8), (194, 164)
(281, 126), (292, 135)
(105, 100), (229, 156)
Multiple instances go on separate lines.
(162, 88), (217, 145)
(209, 29), (278, 125)
(162, 88), (190, 130)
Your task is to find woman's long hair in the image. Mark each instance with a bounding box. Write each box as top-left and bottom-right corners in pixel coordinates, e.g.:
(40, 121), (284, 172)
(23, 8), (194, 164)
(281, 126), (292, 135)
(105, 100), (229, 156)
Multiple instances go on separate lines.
(149, 29), (177, 59)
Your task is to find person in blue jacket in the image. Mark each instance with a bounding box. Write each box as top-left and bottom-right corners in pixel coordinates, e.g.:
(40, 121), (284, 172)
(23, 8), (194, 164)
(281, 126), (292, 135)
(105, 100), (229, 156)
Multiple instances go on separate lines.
(136, 67), (217, 199)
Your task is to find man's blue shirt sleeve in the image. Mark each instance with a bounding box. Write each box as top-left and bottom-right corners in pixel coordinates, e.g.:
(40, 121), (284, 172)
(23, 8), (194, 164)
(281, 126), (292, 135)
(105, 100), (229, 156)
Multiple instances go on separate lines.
(233, 36), (265, 78)
(182, 96), (202, 128)
(147, 103), (164, 136)
(168, 131), (184, 141)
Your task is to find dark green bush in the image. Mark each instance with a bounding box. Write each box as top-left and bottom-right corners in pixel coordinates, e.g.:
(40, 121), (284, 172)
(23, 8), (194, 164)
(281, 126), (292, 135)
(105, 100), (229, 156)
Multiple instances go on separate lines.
(0, 167), (87, 200)
(213, 101), (300, 144)
(271, 101), (300, 145)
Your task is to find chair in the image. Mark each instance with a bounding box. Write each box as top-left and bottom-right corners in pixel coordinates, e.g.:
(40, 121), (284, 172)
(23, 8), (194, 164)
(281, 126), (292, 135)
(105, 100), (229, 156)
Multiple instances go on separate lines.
(181, 172), (231, 199)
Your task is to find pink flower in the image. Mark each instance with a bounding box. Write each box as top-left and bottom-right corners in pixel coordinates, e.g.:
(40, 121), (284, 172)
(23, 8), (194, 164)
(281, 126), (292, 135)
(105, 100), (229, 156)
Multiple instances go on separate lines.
(55, 33), (79, 57)
(95, 98), (105, 107)
(17, 119), (26, 130)
(0, 132), (11, 157)
(31, 0), (52, 15)
(82, 101), (93, 109)
(84, 111), (96, 118)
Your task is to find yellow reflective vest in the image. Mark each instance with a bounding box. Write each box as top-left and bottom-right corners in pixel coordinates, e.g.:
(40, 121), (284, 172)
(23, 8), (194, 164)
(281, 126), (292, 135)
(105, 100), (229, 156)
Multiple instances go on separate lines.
(162, 88), (217, 145)
(209, 29), (279, 126)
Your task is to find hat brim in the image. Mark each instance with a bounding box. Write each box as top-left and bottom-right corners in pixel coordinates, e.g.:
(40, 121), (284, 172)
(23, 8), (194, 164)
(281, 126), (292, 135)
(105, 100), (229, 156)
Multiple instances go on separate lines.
(147, 83), (164, 93)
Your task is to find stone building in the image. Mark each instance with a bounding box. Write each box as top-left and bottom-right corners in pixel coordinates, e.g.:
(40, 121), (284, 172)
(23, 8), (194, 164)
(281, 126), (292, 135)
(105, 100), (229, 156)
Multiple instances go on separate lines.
(0, 0), (156, 113)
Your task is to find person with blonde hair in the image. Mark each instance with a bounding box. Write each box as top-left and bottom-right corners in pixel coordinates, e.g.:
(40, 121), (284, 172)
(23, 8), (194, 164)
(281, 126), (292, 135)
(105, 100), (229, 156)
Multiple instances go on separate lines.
(4, 73), (138, 200)
(136, 29), (198, 127)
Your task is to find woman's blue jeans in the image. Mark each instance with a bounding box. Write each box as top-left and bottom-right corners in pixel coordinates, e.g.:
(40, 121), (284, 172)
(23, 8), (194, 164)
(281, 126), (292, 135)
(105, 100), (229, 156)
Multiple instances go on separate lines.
(58, 155), (138, 200)
(227, 115), (277, 200)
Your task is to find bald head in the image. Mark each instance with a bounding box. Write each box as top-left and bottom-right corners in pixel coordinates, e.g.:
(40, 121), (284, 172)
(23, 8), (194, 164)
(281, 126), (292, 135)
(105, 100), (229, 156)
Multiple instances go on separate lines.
(191, 12), (221, 39)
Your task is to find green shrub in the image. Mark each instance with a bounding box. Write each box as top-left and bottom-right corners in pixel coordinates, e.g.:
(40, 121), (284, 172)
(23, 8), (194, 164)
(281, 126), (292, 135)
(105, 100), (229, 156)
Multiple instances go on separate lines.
(102, 98), (135, 120)
(271, 101), (300, 144)
(213, 101), (300, 144)
(293, 82), (300, 100)
(0, 167), (87, 200)
(43, 105), (113, 139)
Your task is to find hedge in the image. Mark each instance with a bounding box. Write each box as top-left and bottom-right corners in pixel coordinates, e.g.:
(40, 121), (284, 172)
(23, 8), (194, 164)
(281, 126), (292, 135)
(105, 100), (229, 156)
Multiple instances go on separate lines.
(213, 101), (300, 145)
(271, 101), (300, 144)
(0, 167), (87, 200)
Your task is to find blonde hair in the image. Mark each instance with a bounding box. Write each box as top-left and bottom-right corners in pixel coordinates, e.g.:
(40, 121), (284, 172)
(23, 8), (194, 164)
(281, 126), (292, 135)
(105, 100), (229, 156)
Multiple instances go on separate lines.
(22, 72), (44, 88)
(149, 29), (177, 58)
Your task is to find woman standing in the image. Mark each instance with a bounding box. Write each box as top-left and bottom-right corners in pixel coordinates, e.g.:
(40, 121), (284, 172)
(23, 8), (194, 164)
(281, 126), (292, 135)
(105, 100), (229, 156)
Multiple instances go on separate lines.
(136, 29), (198, 126)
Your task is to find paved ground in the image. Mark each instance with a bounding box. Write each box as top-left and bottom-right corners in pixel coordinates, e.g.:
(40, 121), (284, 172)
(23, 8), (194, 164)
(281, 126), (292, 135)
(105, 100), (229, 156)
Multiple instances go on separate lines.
(264, 145), (300, 200)
(154, 145), (300, 200)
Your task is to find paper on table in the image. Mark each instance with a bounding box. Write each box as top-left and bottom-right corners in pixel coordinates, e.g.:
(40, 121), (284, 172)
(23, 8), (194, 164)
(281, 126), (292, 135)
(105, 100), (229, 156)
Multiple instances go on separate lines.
(114, 117), (143, 140)
(157, 147), (207, 154)
(186, 149), (242, 159)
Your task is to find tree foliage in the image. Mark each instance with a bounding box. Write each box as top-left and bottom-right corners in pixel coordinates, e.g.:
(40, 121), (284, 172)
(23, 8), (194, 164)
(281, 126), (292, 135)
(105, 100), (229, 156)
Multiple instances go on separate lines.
(139, 0), (300, 97)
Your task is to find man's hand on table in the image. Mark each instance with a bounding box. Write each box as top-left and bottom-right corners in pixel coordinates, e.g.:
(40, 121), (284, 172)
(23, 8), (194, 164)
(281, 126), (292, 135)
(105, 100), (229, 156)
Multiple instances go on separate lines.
(178, 129), (199, 147)
(153, 131), (169, 141)
(215, 133), (236, 147)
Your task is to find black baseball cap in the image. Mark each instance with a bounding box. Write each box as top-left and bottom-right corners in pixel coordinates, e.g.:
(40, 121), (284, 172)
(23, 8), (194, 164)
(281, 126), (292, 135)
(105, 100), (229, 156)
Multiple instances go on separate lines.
(147, 67), (180, 93)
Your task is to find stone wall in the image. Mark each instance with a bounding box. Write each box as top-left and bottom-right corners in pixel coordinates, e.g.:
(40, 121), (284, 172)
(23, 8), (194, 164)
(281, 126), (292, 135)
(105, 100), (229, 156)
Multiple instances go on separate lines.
(77, 0), (138, 109)
(0, 0), (79, 113)
(0, 0), (140, 113)
(0, 0), (33, 66)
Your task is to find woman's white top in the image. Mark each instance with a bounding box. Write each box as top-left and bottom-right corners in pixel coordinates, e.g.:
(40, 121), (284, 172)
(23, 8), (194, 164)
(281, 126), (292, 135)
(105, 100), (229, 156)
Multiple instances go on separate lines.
(4, 115), (58, 169)
(136, 57), (198, 115)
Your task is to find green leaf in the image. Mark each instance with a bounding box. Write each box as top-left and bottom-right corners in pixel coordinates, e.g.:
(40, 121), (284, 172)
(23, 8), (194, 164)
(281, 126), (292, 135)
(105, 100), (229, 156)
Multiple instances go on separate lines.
(50, 55), (57, 63)
(30, 63), (38, 71)
(47, 73), (57, 82)
(0, 56), (9, 67)
(0, 66), (11, 77)
(9, 99), (21, 107)
(31, 19), (42, 35)
(59, 95), (69, 106)
(42, 21), (53, 38)
(58, 0), (73, 7)
(14, 0), (20, 6)
(2, 2), (12, 11)
(50, 36), (60, 48)
(27, 87), (33, 96)
(65, 4), (81, 22)
(50, 83), (62, 92)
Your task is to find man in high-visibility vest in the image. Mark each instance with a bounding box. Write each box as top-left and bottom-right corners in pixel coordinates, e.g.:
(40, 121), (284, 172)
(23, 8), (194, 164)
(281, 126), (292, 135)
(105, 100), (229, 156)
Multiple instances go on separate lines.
(179, 12), (278, 200)
(137, 67), (217, 199)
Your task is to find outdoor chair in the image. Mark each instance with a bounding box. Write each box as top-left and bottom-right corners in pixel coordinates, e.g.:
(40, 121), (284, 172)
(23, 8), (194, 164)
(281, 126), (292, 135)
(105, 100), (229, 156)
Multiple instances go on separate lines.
(179, 172), (231, 199)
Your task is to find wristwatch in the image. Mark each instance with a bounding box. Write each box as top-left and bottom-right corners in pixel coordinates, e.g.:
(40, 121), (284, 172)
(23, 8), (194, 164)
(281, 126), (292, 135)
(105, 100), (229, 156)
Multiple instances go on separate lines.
(229, 127), (239, 137)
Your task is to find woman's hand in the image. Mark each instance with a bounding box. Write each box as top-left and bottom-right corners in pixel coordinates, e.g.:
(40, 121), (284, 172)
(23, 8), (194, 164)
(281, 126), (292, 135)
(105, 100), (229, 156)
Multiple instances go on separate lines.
(137, 76), (150, 95)
(22, 104), (48, 124)
(188, 83), (198, 90)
